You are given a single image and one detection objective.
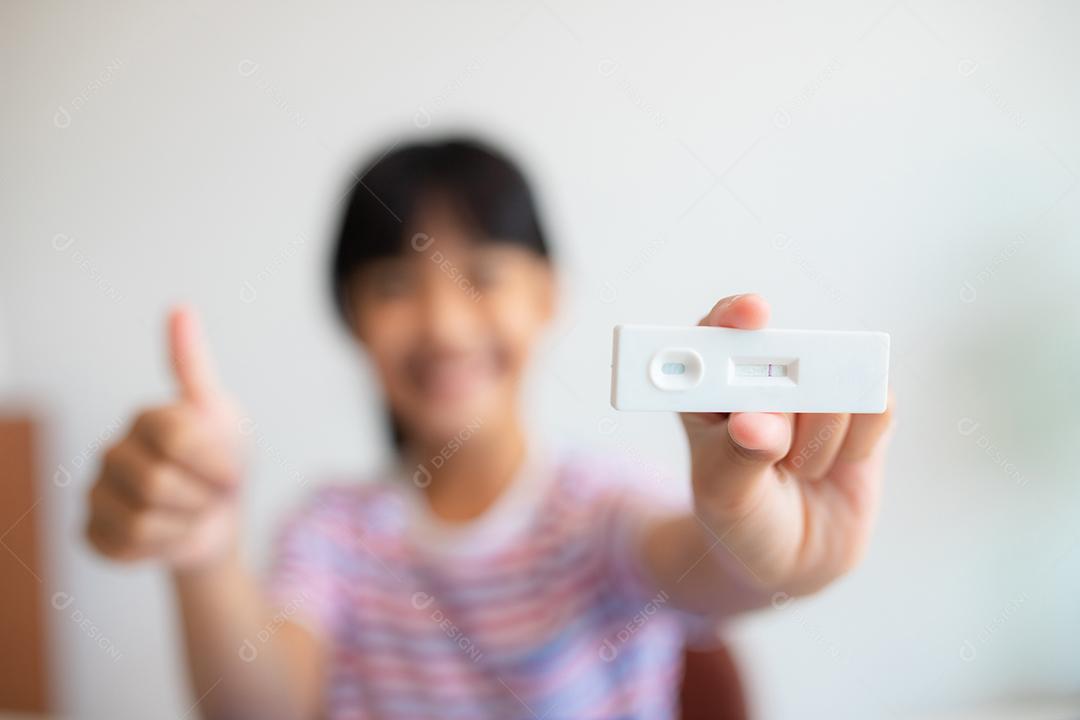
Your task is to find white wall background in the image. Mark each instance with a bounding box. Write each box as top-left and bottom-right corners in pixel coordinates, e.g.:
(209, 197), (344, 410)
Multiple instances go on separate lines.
(3, 1), (1079, 718)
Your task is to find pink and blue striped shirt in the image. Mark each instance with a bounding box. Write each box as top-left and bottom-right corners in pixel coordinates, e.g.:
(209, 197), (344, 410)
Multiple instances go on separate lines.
(267, 449), (717, 719)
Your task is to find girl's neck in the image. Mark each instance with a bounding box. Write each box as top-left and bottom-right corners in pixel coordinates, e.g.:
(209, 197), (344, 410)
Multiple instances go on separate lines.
(406, 418), (528, 524)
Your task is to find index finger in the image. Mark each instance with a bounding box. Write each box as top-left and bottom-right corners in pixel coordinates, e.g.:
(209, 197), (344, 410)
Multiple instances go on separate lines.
(132, 405), (239, 489)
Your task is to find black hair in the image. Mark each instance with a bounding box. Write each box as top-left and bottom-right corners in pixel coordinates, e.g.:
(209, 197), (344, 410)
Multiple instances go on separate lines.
(329, 136), (552, 450)
(331, 136), (551, 324)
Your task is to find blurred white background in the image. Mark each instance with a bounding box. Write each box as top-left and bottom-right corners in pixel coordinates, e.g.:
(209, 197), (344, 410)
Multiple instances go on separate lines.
(2, 1), (1079, 718)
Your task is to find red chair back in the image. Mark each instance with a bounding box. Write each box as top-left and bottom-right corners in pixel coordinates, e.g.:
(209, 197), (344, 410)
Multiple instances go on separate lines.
(679, 646), (748, 720)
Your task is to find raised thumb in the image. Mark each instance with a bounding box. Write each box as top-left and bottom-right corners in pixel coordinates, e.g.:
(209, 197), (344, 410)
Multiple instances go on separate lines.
(167, 304), (221, 406)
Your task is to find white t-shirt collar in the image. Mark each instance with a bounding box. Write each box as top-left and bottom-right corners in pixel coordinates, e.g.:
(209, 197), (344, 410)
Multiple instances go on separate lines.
(394, 440), (556, 558)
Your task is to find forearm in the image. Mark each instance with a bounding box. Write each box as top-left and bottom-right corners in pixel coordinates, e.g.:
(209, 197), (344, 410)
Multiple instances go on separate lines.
(641, 513), (774, 617)
(171, 554), (323, 720)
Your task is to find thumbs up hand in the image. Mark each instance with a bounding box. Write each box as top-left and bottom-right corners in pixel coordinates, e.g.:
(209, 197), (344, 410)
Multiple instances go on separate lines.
(87, 306), (244, 569)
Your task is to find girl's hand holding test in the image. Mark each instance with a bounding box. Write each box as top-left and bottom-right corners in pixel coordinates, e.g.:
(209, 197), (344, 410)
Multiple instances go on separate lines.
(647, 294), (895, 614)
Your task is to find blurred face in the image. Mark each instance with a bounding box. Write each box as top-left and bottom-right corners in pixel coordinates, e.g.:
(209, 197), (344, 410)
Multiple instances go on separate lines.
(346, 197), (554, 448)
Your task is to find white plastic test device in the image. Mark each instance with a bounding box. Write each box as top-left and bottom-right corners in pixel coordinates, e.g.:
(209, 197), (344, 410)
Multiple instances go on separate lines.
(610, 325), (890, 413)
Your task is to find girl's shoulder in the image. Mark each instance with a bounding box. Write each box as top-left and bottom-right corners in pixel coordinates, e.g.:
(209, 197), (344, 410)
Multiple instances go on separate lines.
(537, 446), (687, 534)
(553, 446), (676, 499)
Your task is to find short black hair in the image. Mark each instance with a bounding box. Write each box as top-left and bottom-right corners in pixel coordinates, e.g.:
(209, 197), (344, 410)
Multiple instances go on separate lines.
(330, 136), (551, 324)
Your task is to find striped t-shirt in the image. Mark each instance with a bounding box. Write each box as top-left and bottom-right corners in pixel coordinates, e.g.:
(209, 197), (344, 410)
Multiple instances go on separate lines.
(267, 449), (716, 719)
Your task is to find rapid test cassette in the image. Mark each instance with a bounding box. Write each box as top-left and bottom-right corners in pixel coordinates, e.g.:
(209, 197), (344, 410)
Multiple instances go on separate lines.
(610, 325), (890, 413)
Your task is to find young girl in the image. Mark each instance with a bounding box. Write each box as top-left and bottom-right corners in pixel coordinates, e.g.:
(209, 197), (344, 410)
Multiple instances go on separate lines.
(86, 138), (894, 719)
